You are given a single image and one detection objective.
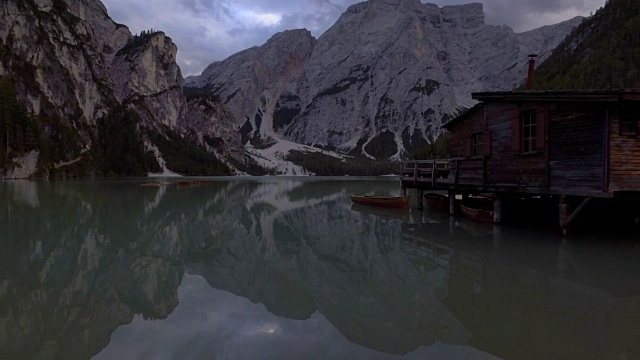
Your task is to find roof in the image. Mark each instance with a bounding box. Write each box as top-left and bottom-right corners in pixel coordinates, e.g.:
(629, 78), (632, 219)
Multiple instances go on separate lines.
(473, 89), (640, 102)
(444, 89), (640, 129)
(443, 103), (483, 129)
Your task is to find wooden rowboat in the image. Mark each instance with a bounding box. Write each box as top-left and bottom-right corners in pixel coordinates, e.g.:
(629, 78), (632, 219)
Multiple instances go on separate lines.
(176, 180), (209, 188)
(140, 182), (169, 187)
(423, 192), (448, 211)
(460, 204), (494, 223)
(350, 195), (410, 209)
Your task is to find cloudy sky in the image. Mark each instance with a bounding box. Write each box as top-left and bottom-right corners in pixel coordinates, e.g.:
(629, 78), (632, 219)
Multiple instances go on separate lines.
(100, 0), (606, 76)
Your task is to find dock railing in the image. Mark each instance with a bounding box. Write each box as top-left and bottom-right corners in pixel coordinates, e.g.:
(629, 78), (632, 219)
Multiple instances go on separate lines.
(401, 159), (453, 186)
(401, 157), (486, 187)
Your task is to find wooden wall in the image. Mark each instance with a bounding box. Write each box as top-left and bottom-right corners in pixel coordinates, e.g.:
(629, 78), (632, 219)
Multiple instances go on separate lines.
(609, 108), (640, 191)
(447, 108), (485, 159)
(485, 103), (547, 188)
(447, 103), (547, 188)
(548, 104), (605, 192)
(446, 100), (631, 194)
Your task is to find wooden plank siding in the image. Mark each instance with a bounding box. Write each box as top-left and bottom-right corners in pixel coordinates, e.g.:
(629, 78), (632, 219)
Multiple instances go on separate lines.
(609, 108), (640, 191)
(447, 103), (547, 190)
(447, 107), (485, 159)
(427, 91), (640, 197)
(485, 103), (547, 188)
(548, 104), (605, 192)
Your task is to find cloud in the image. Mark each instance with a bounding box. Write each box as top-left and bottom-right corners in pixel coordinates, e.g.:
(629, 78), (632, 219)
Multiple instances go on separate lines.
(479, 0), (604, 31)
(177, 0), (235, 18)
(95, 274), (499, 360)
(100, 0), (606, 76)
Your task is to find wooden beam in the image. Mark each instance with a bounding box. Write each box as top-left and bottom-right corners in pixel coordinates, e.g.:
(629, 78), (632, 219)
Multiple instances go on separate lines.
(559, 196), (593, 235)
(603, 107), (610, 192)
(566, 197), (592, 226)
(449, 190), (456, 215)
(431, 161), (436, 186)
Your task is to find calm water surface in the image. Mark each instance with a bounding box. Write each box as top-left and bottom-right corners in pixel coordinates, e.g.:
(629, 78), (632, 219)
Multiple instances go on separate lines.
(1, 178), (639, 360)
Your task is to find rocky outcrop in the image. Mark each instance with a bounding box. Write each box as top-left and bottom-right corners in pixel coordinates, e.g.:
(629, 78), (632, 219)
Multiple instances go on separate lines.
(187, 29), (316, 146)
(0, 0), (129, 124)
(181, 94), (244, 162)
(110, 32), (185, 128)
(187, 0), (582, 159)
(0, 0), (244, 178)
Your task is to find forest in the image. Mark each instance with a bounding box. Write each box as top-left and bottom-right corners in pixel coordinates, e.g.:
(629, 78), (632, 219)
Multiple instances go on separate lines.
(533, 0), (640, 90)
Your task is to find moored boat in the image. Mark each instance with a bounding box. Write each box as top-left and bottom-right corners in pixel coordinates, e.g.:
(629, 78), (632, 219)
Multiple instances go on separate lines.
(350, 195), (410, 209)
(460, 204), (494, 223)
(140, 182), (169, 187)
(176, 180), (209, 188)
(423, 192), (448, 211)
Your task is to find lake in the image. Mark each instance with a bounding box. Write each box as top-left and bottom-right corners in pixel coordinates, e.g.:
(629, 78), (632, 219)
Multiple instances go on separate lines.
(1, 178), (639, 360)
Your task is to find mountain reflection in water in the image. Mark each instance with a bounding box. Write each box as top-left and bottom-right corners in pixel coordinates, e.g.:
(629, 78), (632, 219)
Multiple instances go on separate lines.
(0, 178), (639, 360)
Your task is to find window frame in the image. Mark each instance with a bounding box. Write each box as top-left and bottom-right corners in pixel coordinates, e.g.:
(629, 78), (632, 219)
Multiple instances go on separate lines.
(472, 132), (484, 157)
(521, 109), (537, 154)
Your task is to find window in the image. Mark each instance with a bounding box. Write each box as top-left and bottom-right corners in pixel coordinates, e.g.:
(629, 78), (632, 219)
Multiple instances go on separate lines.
(472, 133), (483, 157)
(521, 110), (536, 153)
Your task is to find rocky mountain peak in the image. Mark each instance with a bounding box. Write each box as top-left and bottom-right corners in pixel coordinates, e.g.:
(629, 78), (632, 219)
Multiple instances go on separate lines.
(110, 31), (184, 127)
(440, 3), (485, 28)
(265, 28), (315, 46)
(188, 1), (583, 161)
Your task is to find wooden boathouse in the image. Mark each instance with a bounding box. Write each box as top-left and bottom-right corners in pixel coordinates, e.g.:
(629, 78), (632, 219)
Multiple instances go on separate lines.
(401, 89), (640, 234)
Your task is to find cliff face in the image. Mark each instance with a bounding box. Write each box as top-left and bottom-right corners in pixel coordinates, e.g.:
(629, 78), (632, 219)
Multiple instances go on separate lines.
(187, 0), (582, 160)
(0, 0), (243, 178)
(109, 32), (185, 128)
(1, 0), (128, 124)
(186, 29), (317, 146)
(181, 95), (244, 162)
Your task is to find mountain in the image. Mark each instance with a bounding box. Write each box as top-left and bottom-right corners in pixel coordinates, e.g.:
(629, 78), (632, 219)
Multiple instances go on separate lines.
(532, 0), (640, 90)
(0, 0), (246, 178)
(186, 0), (583, 160)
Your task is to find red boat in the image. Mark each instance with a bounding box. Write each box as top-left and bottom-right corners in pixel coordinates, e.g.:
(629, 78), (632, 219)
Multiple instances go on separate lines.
(176, 180), (209, 188)
(350, 195), (410, 209)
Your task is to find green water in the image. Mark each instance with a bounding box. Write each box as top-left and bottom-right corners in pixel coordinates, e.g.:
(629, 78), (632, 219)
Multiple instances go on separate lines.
(1, 178), (639, 360)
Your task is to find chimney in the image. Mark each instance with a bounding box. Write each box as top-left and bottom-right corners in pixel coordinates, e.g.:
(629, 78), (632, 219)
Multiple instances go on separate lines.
(527, 54), (537, 90)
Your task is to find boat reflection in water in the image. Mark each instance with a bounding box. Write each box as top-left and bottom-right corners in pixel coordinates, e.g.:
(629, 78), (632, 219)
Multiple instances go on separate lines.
(1, 178), (639, 360)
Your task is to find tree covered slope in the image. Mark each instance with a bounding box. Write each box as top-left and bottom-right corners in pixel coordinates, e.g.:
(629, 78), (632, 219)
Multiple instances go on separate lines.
(533, 0), (640, 90)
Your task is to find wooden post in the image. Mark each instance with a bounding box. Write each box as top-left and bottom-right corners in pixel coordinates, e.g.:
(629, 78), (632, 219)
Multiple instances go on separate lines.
(559, 195), (570, 236)
(449, 190), (456, 215)
(493, 194), (502, 224)
(431, 161), (436, 186)
(566, 197), (592, 226)
(413, 162), (418, 184)
(454, 160), (460, 186)
(492, 224), (501, 249)
(418, 189), (424, 210)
